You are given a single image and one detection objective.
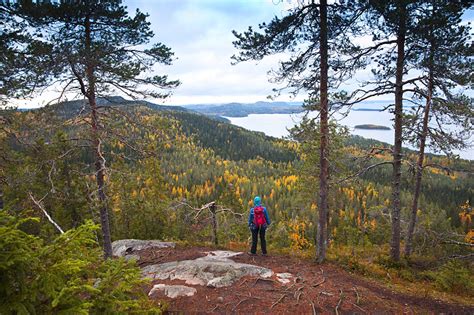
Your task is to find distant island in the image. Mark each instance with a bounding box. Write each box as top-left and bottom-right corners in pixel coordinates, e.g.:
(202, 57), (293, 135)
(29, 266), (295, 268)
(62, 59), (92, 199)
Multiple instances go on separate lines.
(354, 124), (391, 130)
(183, 101), (304, 117)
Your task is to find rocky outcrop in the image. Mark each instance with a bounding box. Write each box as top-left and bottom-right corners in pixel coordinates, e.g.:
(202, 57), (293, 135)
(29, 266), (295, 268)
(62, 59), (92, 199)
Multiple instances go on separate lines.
(111, 239), (175, 259)
(148, 284), (197, 298)
(276, 272), (293, 284)
(142, 250), (273, 288)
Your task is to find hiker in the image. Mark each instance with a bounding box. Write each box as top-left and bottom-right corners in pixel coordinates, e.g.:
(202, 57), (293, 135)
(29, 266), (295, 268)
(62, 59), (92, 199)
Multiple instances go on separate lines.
(248, 196), (270, 255)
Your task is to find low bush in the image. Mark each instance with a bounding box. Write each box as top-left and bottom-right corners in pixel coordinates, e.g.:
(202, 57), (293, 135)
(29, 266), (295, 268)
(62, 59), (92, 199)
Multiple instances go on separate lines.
(0, 212), (164, 314)
(429, 261), (473, 296)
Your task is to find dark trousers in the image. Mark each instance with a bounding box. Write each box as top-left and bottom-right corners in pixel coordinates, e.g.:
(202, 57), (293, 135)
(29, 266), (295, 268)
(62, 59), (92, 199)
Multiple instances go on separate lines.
(250, 226), (267, 254)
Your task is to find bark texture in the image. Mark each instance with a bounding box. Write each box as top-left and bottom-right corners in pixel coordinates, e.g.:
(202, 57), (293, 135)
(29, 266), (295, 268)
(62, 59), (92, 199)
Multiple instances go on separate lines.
(317, 0), (329, 263)
(85, 15), (113, 259)
(405, 46), (434, 257)
(390, 3), (407, 262)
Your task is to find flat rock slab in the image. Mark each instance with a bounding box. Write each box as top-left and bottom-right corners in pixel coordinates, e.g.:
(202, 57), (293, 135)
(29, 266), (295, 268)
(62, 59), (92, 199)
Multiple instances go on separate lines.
(142, 250), (273, 288)
(276, 272), (294, 284)
(149, 284), (197, 299)
(112, 239), (175, 257)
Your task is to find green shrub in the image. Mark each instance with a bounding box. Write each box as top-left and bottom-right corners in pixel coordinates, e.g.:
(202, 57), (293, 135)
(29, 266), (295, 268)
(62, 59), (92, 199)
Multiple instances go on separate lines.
(0, 212), (164, 314)
(430, 261), (473, 296)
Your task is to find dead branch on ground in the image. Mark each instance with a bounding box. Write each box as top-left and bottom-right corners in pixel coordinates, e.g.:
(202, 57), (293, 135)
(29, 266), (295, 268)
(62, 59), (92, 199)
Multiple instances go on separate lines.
(335, 289), (345, 315)
(313, 277), (326, 287)
(271, 294), (287, 309)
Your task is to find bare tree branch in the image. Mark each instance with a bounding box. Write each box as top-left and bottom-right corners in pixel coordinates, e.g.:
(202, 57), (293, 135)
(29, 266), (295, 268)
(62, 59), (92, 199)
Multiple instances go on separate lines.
(29, 192), (65, 234)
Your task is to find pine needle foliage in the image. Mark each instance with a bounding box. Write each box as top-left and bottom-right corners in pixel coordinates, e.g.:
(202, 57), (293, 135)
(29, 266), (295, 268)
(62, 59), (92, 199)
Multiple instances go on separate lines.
(0, 212), (163, 314)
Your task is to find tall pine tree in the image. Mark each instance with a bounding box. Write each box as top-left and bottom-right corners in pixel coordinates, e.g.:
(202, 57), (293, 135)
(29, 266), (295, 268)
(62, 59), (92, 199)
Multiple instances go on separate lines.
(232, 0), (367, 262)
(403, 0), (473, 257)
(3, 0), (179, 258)
(356, 0), (425, 261)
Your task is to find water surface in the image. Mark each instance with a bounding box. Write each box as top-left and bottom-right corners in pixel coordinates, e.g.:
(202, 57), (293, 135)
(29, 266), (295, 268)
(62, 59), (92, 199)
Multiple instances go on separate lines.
(224, 107), (473, 160)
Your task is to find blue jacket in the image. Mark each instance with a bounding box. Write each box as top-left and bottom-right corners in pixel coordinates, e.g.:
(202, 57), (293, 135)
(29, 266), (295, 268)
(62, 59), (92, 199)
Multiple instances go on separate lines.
(248, 206), (271, 227)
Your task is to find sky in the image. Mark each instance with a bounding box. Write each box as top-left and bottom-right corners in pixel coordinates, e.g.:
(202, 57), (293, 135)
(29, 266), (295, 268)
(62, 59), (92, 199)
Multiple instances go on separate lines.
(12, 1), (474, 107)
(124, 0), (299, 106)
(123, 0), (473, 106)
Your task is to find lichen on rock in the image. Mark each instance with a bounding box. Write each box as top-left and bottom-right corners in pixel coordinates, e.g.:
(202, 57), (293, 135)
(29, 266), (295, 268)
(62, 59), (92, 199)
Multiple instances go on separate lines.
(111, 239), (175, 257)
(142, 250), (273, 288)
(148, 284), (197, 298)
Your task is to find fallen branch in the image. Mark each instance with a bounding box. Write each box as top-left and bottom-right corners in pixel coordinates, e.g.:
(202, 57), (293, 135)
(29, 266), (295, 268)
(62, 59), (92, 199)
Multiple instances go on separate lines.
(313, 277), (326, 287)
(296, 285), (305, 292)
(232, 298), (249, 311)
(238, 279), (248, 287)
(335, 289), (345, 315)
(296, 291), (303, 302)
(29, 192), (64, 234)
(287, 283), (297, 290)
(448, 253), (474, 260)
(351, 302), (367, 313)
(293, 285), (305, 300)
(319, 291), (334, 297)
(442, 240), (474, 247)
(271, 294), (287, 309)
(352, 286), (361, 305)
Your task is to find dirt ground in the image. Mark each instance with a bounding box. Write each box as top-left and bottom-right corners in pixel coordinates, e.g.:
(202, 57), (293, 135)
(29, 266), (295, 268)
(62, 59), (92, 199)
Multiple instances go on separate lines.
(136, 246), (474, 314)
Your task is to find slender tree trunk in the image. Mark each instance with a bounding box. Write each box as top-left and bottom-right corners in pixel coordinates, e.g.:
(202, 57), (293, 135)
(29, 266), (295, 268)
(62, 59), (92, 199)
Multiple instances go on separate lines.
(64, 164), (80, 228)
(210, 202), (218, 246)
(390, 4), (407, 262)
(317, 0), (329, 263)
(405, 45), (434, 257)
(85, 16), (113, 259)
(0, 186), (3, 210)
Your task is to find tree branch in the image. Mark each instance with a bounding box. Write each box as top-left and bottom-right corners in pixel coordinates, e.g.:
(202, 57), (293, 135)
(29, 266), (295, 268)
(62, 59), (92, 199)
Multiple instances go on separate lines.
(29, 192), (65, 234)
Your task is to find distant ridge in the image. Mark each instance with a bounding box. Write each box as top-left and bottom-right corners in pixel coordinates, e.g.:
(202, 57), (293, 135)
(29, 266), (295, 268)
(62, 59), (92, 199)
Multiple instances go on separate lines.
(183, 101), (304, 117)
(22, 96), (296, 162)
(32, 96), (190, 119)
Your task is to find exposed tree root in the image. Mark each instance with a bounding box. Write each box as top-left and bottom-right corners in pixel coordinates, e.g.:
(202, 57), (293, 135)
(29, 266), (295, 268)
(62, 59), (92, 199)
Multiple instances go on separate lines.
(313, 277), (326, 287)
(335, 289), (345, 315)
(271, 294), (287, 309)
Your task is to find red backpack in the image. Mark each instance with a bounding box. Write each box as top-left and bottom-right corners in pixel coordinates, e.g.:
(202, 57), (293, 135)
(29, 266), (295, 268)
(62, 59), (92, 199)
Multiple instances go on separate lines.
(253, 206), (267, 227)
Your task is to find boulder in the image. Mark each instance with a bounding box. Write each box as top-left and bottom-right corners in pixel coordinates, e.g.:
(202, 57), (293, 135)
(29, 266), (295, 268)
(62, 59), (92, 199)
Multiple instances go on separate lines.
(142, 250), (273, 288)
(148, 284), (197, 299)
(276, 272), (294, 284)
(111, 239), (175, 257)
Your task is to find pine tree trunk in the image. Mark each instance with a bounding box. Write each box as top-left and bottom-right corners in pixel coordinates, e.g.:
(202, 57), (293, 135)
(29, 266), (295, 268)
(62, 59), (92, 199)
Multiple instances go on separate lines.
(0, 187), (3, 210)
(405, 47), (434, 257)
(210, 202), (218, 246)
(390, 3), (407, 262)
(317, 0), (329, 263)
(90, 98), (113, 259)
(85, 16), (113, 259)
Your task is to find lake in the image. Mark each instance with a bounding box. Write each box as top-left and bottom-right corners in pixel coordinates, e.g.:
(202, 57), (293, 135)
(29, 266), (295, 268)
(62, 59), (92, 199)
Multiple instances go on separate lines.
(224, 103), (473, 160)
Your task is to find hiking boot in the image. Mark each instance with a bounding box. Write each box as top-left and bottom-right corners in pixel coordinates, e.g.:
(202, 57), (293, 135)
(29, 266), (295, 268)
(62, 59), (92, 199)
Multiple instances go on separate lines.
(262, 253), (268, 257)
(248, 252), (257, 256)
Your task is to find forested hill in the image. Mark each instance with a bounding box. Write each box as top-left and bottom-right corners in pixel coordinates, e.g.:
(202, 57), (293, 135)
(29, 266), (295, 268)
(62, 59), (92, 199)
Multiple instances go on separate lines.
(39, 96), (190, 119)
(32, 98), (470, 164)
(31, 97), (297, 163)
(162, 110), (297, 162)
(183, 101), (303, 117)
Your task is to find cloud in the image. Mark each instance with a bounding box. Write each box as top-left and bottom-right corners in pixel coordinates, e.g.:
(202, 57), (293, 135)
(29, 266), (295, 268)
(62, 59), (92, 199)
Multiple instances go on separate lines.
(13, 1), (473, 108)
(125, 0), (301, 105)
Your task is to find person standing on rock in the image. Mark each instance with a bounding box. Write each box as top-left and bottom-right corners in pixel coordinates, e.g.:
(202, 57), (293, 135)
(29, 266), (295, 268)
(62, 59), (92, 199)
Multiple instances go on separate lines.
(248, 196), (270, 255)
